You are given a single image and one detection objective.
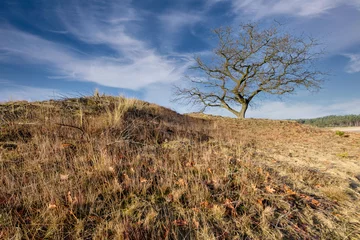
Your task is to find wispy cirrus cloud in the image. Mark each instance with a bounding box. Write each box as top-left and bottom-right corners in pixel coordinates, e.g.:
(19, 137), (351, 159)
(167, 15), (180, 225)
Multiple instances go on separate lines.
(0, 0), (194, 90)
(218, 0), (360, 78)
(205, 0), (360, 54)
(158, 11), (204, 31)
(230, 0), (360, 18)
(345, 54), (360, 73)
(0, 27), (192, 89)
(55, 0), (143, 53)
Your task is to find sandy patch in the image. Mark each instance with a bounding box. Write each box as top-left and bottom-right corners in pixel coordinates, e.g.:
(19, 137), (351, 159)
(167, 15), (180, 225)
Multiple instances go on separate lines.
(330, 127), (360, 133)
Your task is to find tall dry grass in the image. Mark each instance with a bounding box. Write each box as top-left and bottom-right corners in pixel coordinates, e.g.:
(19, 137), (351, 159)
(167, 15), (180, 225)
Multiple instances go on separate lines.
(0, 95), (360, 239)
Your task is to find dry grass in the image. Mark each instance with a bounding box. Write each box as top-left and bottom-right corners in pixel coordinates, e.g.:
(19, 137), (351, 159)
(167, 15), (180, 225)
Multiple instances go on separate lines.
(1, 95), (360, 239)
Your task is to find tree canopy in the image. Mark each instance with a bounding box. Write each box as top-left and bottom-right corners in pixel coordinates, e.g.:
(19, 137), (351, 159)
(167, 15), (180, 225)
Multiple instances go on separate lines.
(174, 23), (325, 118)
(296, 115), (360, 127)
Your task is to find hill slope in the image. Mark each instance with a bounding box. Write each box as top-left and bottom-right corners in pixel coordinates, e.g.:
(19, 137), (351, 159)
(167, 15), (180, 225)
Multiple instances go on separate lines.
(1, 96), (360, 239)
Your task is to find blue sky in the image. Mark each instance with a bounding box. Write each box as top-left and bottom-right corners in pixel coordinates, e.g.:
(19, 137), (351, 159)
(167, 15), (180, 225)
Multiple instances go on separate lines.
(0, 0), (359, 119)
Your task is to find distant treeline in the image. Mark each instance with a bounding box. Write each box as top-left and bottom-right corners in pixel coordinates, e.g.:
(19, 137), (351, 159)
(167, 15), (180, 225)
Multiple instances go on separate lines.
(295, 114), (360, 127)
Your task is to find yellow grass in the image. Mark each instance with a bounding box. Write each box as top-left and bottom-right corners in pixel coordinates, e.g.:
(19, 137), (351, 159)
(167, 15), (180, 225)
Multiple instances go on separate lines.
(0, 95), (360, 239)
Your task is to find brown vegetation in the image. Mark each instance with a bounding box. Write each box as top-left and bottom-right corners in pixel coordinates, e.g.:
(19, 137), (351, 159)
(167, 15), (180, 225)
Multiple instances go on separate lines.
(1, 96), (360, 239)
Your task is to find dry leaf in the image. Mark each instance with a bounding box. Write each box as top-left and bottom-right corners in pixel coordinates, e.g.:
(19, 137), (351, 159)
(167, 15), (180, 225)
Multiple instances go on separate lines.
(265, 186), (276, 194)
(140, 177), (148, 183)
(303, 195), (312, 201)
(333, 213), (341, 217)
(61, 143), (71, 148)
(67, 191), (73, 204)
(224, 198), (233, 206)
(200, 201), (213, 209)
(61, 143), (75, 149)
(191, 207), (200, 213)
(176, 178), (187, 187)
(60, 174), (69, 181)
(224, 198), (237, 216)
(172, 219), (188, 226)
(192, 219), (200, 229)
(166, 194), (174, 203)
(265, 172), (270, 181)
(283, 185), (296, 195)
(48, 203), (57, 209)
(299, 194), (321, 207)
(185, 161), (195, 167)
(311, 199), (321, 207)
(293, 225), (302, 233)
(123, 173), (130, 182)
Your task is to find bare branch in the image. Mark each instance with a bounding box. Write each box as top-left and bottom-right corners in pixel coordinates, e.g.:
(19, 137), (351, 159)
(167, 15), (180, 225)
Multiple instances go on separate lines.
(173, 22), (325, 118)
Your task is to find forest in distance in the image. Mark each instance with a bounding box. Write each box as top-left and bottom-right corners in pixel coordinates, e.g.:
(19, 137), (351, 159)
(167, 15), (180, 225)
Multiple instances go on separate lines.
(295, 114), (360, 127)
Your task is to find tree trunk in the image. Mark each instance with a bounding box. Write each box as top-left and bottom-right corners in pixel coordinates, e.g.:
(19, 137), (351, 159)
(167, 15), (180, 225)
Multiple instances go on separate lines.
(238, 102), (248, 118)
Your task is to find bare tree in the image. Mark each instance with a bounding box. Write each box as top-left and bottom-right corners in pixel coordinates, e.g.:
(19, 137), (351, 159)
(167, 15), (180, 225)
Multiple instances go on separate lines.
(174, 23), (324, 118)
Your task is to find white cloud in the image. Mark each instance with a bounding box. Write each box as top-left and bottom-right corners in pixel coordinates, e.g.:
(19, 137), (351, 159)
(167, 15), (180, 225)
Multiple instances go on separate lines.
(246, 99), (360, 119)
(55, 0), (142, 53)
(156, 9), (207, 52)
(345, 54), (360, 73)
(0, 26), (192, 90)
(0, 28), (75, 65)
(223, 0), (360, 70)
(158, 11), (203, 31)
(0, 0), (195, 90)
(231, 0), (360, 18)
(205, 0), (226, 6)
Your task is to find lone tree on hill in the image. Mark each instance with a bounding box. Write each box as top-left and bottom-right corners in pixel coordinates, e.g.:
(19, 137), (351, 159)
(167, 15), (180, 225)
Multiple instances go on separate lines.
(174, 23), (324, 118)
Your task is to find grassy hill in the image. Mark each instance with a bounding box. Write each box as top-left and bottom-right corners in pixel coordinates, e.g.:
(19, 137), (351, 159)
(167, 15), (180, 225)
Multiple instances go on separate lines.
(1, 96), (360, 239)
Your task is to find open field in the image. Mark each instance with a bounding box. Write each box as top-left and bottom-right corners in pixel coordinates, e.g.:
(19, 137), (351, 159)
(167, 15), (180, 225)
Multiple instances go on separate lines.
(1, 96), (360, 239)
(331, 127), (360, 133)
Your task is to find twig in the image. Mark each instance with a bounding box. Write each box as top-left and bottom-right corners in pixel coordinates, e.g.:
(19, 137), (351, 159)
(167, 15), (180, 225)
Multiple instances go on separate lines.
(55, 123), (85, 135)
(55, 123), (90, 141)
